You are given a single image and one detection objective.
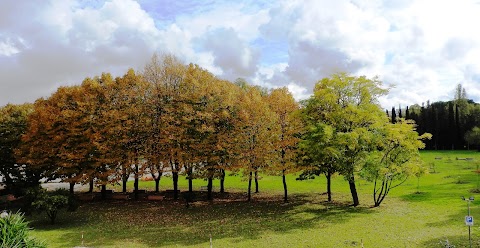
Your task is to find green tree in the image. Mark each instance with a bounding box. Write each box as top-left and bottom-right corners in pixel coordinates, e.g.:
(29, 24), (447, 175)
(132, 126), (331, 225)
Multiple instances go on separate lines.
(391, 107), (396, 123)
(465, 126), (480, 151)
(32, 189), (69, 225)
(302, 73), (388, 206)
(298, 122), (339, 202)
(361, 120), (431, 207)
(0, 103), (38, 193)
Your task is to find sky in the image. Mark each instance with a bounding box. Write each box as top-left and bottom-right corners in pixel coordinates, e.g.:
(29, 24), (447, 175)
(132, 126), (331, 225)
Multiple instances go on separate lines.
(1, 0), (480, 109)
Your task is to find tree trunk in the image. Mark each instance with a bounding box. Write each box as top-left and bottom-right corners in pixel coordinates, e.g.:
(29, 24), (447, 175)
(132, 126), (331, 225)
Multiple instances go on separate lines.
(247, 171), (252, 201)
(122, 177), (127, 193)
(173, 171), (179, 200)
(348, 177), (359, 206)
(207, 169), (213, 201)
(4, 175), (13, 194)
(101, 184), (107, 200)
(49, 211), (57, 225)
(69, 182), (75, 195)
(254, 170), (259, 193)
(134, 164), (139, 200)
(122, 167), (128, 193)
(187, 167), (193, 193)
(326, 171), (332, 202)
(282, 169), (288, 203)
(374, 178), (391, 207)
(151, 166), (162, 192)
(88, 178), (94, 193)
(374, 195), (382, 207)
(155, 177), (162, 193)
(220, 169), (225, 193)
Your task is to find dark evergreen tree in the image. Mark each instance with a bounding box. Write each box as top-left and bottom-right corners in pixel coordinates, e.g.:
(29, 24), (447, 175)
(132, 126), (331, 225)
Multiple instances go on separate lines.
(455, 104), (462, 149)
(430, 104), (437, 150)
(391, 107), (396, 124)
(418, 103), (426, 137)
(436, 102), (448, 150)
(448, 101), (455, 149)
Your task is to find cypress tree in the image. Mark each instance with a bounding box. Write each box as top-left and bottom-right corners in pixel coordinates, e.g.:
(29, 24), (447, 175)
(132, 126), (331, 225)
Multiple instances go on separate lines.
(448, 101), (455, 149)
(430, 104), (437, 150)
(455, 104), (461, 149)
(391, 107), (396, 124)
(419, 103), (426, 136)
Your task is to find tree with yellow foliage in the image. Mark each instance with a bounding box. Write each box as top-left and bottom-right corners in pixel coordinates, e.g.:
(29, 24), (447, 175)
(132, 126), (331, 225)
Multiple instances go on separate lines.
(266, 88), (302, 203)
(143, 54), (187, 200)
(235, 85), (278, 201)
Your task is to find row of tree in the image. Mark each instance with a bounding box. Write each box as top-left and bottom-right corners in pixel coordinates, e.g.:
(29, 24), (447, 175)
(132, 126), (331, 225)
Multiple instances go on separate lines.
(387, 84), (480, 150)
(0, 54), (429, 207)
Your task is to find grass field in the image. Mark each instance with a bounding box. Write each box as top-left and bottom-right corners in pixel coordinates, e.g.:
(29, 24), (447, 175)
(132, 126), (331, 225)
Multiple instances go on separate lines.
(25, 151), (480, 247)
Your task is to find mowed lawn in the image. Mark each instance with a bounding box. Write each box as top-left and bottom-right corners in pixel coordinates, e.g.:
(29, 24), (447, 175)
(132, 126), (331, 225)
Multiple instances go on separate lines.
(27, 151), (480, 247)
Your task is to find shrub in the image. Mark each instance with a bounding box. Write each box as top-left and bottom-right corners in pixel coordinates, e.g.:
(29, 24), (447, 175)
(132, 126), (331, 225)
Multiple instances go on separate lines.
(0, 211), (46, 248)
(32, 189), (69, 225)
(22, 186), (44, 215)
(51, 189), (79, 212)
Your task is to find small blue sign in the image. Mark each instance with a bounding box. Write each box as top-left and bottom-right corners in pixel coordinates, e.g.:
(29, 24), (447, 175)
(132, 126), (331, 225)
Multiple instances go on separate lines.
(466, 216), (474, 226)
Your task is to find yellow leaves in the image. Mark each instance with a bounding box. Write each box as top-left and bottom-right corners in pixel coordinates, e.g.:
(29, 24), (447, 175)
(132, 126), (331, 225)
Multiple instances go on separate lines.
(16, 54), (309, 188)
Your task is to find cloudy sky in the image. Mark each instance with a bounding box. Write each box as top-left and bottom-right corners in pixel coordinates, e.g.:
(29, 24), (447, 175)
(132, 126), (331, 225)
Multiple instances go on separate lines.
(1, 0), (480, 108)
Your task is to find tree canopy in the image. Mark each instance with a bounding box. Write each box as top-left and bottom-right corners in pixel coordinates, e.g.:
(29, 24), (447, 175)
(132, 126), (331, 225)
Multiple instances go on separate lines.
(1, 54), (440, 208)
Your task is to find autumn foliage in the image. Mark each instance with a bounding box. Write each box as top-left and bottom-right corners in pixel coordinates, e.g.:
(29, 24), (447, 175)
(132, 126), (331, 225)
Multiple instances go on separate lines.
(3, 54), (429, 206)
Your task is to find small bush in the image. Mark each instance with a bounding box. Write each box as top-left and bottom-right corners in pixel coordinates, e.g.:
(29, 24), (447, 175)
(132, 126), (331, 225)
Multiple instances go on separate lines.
(51, 189), (79, 211)
(22, 186), (44, 215)
(0, 211), (46, 248)
(32, 189), (70, 225)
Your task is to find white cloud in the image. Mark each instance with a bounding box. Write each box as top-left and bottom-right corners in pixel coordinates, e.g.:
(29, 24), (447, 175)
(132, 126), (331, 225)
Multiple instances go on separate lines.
(287, 83), (309, 101)
(201, 27), (259, 79)
(0, 0), (161, 105)
(1, 0), (480, 108)
(256, 0), (480, 107)
(0, 39), (20, 56)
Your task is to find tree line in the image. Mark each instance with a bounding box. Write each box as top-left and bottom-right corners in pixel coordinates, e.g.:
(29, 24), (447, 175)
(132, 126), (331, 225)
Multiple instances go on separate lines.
(0, 54), (429, 207)
(387, 84), (480, 150)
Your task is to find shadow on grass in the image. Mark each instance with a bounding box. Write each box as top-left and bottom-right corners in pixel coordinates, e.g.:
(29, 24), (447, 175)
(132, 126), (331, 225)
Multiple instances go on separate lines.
(400, 191), (433, 202)
(400, 183), (474, 203)
(28, 192), (373, 247)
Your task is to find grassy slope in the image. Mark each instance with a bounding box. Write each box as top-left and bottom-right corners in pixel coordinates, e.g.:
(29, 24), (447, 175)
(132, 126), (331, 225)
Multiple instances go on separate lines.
(29, 151), (480, 247)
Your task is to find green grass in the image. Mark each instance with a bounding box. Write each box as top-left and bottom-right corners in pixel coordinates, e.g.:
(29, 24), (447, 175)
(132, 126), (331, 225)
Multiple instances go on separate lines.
(25, 150), (480, 247)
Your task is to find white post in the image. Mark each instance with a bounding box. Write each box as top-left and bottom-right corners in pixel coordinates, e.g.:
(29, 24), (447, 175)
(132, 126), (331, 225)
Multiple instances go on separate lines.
(462, 196), (474, 248)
